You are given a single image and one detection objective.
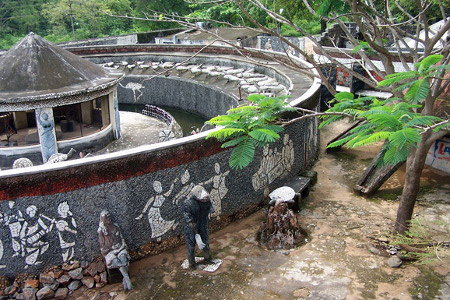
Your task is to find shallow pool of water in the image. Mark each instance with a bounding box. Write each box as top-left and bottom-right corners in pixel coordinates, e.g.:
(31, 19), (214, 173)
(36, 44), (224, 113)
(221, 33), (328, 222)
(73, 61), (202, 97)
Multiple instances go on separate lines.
(119, 104), (207, 136)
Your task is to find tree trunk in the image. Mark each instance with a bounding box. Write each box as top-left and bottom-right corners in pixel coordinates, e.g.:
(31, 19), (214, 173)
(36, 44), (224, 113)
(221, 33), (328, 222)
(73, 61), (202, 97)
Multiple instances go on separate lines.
(321, 20), (326, 33)
(393, 140), (431, 234)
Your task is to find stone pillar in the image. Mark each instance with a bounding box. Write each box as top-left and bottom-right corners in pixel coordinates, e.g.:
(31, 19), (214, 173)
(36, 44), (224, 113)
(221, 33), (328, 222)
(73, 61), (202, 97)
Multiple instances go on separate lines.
(110, 89), (121, 139)
(81, 101), (93, 124)
(13, 111), (28, 129)
(100, 96), (110, 128)
(35, 107), (58, 163)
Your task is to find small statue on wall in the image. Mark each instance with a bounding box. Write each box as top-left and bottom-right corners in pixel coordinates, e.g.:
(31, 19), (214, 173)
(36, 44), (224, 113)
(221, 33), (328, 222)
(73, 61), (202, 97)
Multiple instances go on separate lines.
(98, 210), (133, 290)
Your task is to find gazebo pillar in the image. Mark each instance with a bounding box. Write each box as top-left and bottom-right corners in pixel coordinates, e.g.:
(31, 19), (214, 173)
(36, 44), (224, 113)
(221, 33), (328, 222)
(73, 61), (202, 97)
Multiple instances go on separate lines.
(111, 90), (121, 139)
(35, 107), (58, 163)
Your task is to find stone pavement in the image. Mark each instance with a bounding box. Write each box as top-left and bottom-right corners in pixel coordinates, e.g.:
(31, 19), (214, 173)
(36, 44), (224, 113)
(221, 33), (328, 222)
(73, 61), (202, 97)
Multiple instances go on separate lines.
(68, 122), (449, 300)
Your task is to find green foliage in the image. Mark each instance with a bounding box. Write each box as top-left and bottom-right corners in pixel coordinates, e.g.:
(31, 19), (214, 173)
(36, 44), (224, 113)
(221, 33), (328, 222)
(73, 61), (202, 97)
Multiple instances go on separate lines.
(390, 218), (449, 264)
(206, 95), (295, 169)
(322, 56), (448, 166)
(352, 41), (376, 56)
(378, 54), (447, 103)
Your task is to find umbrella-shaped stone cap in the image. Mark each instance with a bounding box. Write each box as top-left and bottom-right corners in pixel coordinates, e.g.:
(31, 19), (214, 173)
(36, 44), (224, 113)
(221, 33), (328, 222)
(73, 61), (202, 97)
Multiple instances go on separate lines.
(0, 32), (122, 105)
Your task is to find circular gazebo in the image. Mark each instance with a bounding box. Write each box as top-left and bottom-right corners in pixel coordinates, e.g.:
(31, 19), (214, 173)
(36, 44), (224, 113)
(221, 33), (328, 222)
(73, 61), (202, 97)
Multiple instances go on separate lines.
(0, 33), (123, 168)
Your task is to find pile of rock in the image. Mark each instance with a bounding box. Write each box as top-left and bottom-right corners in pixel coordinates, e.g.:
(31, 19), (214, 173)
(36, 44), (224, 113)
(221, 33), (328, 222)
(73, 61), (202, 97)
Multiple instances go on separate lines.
(0, 257), (107, 300)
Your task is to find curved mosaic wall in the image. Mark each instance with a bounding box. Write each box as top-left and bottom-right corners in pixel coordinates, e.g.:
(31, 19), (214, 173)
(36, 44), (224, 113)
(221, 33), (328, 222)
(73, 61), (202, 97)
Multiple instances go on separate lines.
(0, 45), (321, 277)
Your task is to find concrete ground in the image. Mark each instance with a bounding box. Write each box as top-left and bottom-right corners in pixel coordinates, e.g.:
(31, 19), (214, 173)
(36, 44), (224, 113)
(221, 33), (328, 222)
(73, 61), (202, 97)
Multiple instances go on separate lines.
(94, 111), (167, 155)
(69, 121), (449, 300)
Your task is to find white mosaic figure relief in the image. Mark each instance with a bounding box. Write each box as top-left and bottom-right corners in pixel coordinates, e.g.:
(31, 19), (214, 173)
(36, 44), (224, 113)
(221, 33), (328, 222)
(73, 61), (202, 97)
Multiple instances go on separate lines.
(173, 170), (195, 205)
(306, 117), (319, 159)
(56, 202), (77, 263)
(2, 201), (26, 258)
(20, 205), (55, 267)
(200, 163), (230, 217)
(136, 181), (178, 239)
(252, 134), (295, 191)
(120, 82), (144, 103)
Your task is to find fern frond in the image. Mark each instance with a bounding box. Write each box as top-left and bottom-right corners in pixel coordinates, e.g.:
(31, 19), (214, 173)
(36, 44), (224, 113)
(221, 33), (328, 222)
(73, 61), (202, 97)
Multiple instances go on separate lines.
(221, 136), (248, 148)
(405, 116), (442, 128)
(206, 114), (238, 125)
(261, 124), (284, 133)
(414, 79), (430, 103)
(229, 138), (255, 169)
(352, 131), (391, 147)
(327, 131), (360, 148)
(319, 115), (344, 129)
(334, 92), (354, 100)
(388, 128), (422, 149)
(383, 145), (408, 165)
(383, 70), (418, 79)
(227, 106), (258, 114)
(249, 128), (280, 143)
(247, 94), (266, 103)
(206, 128), (245, 140)
(393, 80), (417, 92)
(378, 73), (417, 86)
(418, 54), (443, 71)
(366, 113), (401, 128)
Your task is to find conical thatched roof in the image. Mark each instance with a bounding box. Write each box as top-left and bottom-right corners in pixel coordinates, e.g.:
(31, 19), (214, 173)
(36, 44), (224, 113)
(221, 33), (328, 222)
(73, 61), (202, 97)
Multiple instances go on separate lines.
(0, 33), (122, 111)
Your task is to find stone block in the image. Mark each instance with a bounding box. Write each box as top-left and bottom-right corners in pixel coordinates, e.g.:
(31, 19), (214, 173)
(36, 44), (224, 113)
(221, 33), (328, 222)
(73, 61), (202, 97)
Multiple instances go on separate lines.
(23, 279), (39, 289)
(57, 275), (71, 286)
(84, 259), (105, 277)
(67, 280), (81, 291)
(68, 268), (83, 280)
(22, 287), (37, 300)
(39, 273), (55, 285)
(81, 276), (95, 289)
(4, 285), (18, 295)
(54, 288), (69, 300)
(36, 286), (54, 300)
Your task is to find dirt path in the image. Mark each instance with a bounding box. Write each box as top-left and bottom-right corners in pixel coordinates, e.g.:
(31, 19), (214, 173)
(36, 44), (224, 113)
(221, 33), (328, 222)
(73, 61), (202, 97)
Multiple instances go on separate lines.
(69, 121), (449, 300)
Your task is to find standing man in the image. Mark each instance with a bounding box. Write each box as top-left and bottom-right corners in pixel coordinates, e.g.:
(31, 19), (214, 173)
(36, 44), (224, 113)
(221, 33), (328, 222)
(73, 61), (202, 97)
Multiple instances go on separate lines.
(182, 185), (212, 269)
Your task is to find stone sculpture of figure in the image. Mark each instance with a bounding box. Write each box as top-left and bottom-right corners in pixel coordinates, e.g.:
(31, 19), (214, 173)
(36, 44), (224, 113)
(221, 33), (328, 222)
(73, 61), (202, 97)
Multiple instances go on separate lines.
(37, 111), (57, 161)
(98, 210), (133, 290)
(39, 113), (55, 150)
(182, 185), (213, 269)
